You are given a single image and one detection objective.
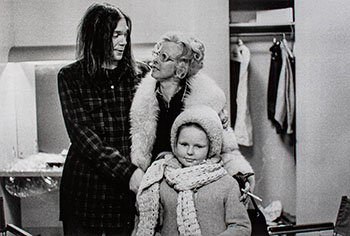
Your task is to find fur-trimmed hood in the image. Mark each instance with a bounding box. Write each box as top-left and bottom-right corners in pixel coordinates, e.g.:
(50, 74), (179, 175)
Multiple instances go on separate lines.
(170, 105), (224, 159)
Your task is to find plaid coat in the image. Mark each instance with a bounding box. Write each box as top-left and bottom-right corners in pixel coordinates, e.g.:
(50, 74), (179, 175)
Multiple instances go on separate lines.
(57, 60), (141, 229)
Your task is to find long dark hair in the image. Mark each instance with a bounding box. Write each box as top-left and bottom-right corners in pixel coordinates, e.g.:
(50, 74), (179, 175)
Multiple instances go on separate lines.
(76, 3), (136, 77)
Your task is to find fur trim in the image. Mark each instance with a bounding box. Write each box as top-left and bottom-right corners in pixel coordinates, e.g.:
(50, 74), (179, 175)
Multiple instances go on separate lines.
(184, 72), (226, 113)
(222, 127), (239, 152)
(130, 73), (159, 171)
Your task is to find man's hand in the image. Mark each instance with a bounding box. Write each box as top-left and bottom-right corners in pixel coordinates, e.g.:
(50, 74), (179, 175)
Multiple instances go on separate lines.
(129, 168), (145, 194)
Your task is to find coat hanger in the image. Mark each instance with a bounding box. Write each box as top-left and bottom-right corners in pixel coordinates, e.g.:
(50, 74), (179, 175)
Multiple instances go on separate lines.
(272, 37), (280, 45)
(282, 33), (294, 58)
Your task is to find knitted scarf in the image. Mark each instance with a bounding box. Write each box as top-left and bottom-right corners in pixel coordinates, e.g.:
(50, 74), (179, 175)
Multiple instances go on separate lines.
(136, 155), (227, 236)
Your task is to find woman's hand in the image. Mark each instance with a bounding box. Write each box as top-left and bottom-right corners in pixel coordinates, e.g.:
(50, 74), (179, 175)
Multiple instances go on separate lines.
(129, 168), (145, 194)
(240, 181), (251, 203)
(233, 172), (255, 204)
(219, 108), (229, 129)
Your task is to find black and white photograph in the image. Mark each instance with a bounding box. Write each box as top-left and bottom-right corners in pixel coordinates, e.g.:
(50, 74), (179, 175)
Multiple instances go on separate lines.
(1, 0), (350, 235)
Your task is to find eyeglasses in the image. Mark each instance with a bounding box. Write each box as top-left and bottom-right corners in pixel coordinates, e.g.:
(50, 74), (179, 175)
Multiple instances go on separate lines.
(152, 50), (176, 63)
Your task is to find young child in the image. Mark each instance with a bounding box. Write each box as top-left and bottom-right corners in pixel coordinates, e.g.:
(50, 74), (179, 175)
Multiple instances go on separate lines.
(136, 105), (251, 236)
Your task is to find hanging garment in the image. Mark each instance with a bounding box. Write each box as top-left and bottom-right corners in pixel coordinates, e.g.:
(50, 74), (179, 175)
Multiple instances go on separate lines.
(289, 54), (296, 137)
(231, 41), (253, 146)
(230, 41), (242, 128)
(274, 40), (295, 135)
(267, 40), (283, 129)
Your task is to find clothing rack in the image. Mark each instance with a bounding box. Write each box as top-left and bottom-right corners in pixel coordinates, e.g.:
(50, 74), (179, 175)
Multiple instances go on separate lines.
(230, 23), (295, 41)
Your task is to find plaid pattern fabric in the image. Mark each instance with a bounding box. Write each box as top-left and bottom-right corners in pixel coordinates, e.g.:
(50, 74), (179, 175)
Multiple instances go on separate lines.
(57, 60), (140, 229)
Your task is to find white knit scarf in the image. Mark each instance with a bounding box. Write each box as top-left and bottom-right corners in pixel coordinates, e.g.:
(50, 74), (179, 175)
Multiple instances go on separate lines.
(136, 155), (227, 236)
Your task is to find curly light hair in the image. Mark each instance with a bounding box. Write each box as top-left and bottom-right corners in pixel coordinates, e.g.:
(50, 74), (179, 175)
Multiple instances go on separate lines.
(153, 31), (205, 80)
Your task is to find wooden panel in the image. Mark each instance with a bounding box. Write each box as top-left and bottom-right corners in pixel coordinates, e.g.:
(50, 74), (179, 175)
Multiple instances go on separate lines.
(15, 63), (38, 158)
(21, 191), (61, 228)
(35, 62), (70, 154)
(0, 64), (19, 168)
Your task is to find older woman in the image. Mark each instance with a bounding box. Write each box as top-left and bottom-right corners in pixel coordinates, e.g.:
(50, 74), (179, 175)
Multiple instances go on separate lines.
(129, 32), (255, 192)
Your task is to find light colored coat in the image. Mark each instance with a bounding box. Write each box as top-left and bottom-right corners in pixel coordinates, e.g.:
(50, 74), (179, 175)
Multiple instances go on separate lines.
(159, 174), (251, 236)
(130, 72), (254, 187)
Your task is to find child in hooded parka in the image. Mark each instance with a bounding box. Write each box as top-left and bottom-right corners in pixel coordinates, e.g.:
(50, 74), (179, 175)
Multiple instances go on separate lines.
(136, 105), (251, 236)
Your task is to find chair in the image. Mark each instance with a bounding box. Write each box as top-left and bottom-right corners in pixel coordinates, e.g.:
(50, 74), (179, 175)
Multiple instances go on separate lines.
(334, 196), (350, 236)
(0, 196), (34, 236)
(268, 196), (350, 236)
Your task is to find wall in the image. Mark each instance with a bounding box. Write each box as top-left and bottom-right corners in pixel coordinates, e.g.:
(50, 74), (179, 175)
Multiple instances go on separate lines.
(295, 0), (350, 228)
(0, 0), (13, 64)
(0, 0), (15, 163)
(11, 0), (230, 101)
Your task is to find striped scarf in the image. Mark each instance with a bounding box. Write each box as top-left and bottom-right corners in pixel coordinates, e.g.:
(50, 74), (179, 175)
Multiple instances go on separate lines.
(136, 155), (227, 236)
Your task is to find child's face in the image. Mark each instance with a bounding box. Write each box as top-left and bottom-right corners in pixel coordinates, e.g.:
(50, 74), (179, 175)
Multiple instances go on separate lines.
(175, 125), (209, 167)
